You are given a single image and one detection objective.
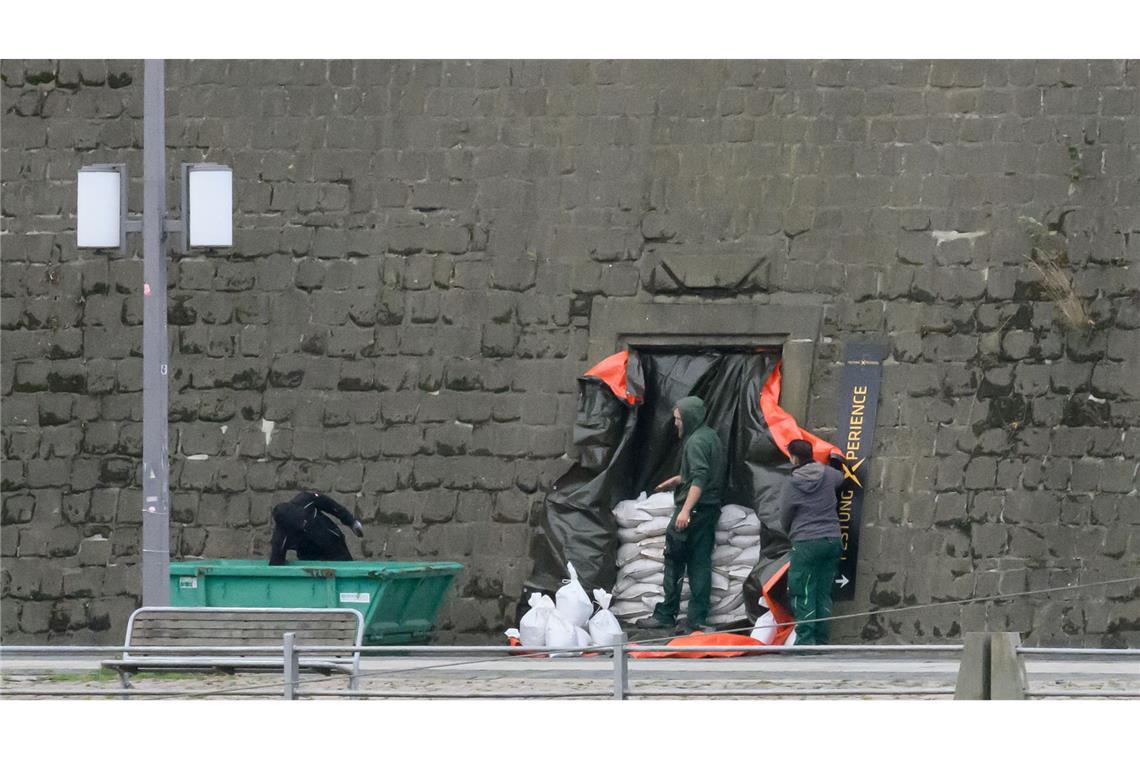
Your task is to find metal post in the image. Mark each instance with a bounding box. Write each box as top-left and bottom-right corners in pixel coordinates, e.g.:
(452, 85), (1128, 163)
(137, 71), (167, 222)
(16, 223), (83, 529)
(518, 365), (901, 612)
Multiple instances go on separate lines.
(141, 59), (170, 607)
(612, 633), (628, 700)
(283, 633), (298, 700)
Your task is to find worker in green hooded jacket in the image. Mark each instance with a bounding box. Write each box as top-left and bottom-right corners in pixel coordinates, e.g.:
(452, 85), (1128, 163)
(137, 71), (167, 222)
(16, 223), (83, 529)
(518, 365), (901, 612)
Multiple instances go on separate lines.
(636, 395), (726, 633)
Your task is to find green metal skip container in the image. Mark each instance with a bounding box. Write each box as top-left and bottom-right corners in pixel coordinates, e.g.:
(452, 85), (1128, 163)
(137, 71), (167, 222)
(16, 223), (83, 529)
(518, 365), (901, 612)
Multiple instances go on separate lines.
(168, 559), (463, 644)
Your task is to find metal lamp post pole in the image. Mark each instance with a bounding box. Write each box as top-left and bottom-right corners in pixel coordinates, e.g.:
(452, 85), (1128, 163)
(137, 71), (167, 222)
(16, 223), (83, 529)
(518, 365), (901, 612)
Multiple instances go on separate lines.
(141, 59), (170, 606)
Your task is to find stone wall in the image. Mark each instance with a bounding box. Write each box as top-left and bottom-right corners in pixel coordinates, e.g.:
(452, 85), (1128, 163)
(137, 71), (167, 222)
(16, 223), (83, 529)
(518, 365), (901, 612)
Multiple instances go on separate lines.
(2, 60), (1137, 646)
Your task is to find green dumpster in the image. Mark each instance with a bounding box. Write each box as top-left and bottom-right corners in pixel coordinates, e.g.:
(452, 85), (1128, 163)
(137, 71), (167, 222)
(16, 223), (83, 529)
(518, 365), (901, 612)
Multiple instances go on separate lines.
(168, 559), (462, 644)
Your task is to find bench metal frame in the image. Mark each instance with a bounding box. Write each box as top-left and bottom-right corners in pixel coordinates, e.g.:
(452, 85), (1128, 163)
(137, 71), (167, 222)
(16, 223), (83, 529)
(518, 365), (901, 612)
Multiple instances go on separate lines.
(100, 607), (363, 694)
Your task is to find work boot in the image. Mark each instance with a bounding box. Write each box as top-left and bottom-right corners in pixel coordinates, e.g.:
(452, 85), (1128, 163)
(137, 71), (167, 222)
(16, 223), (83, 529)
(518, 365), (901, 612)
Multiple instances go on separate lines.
(635, 616), (673, 630)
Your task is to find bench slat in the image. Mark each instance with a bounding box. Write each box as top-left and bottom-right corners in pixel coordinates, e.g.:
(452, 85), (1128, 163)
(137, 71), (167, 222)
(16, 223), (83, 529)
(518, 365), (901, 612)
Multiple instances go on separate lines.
(125, 638), (355, 647)
(131, 624), (357, 635)
(112, 608), (362, 686)
(132, 611), (358, 622)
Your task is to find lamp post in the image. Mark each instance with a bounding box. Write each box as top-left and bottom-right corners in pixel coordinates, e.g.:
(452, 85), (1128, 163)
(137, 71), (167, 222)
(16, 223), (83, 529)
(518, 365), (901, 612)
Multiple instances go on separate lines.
(76, 60), (233, 607)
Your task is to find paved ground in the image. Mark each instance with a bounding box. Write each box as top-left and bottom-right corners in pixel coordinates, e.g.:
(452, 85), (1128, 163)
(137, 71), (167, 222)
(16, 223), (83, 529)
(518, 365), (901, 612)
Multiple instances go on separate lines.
(2, 652), (1137, 699)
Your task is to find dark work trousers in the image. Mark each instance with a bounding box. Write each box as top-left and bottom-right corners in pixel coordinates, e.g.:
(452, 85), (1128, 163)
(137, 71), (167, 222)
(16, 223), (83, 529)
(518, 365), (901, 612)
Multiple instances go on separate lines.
(788, 537), (843, 645)
(652, 506), (719, 627)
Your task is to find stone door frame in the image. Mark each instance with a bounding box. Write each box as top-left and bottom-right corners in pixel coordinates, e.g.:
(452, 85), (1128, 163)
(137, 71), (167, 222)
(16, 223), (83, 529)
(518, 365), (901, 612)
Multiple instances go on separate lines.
(587, 299), (824, 422)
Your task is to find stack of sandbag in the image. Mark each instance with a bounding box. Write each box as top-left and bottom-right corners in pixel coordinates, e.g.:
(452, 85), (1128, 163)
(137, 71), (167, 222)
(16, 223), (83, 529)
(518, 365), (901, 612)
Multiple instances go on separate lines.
(611, 492), (673, 621)
(515, 563), (624, 655)
(707, 503), (762, 624)
(611, 493), (762, 625)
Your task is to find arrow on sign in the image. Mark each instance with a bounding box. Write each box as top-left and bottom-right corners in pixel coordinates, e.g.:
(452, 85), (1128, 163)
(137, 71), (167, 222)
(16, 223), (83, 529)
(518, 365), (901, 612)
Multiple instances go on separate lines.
(835, 575), (850, 588)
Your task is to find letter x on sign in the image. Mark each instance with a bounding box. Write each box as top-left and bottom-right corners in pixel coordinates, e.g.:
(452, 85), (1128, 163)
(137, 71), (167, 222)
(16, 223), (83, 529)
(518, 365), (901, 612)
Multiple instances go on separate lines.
(842, 458), (865, 488)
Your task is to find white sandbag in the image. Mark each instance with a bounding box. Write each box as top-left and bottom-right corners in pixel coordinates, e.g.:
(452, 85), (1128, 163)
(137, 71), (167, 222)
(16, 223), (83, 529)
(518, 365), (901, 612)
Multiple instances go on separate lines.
(611, 602), (654, 622)
(588, 588), (624, 645)
(710, 592), (743, 613)
(715, 530), (731, 544)
(618, 581), (662, 601)
(729, 534), (758, 548)
(616, 543), (643, 566)
(731, 521), (761, 536)
(622, 558), (663, 580)
(556, 562), (594, 628)
(637, 572), (664, 589)
(617, 527), (643, 543)
(728, 565), (752, 580)
(545, 610), (579, 657)
(504, 627), (520, 641)
(612, 493), (648, 527)
(519, 593), (555, 647)
(710, 572), (731, 592)
(717, 504), (752, 529)
(637, 546), (666, 563)
(634, 515), (671, 538)
(643, 491), (676, 512)
(575, 627), (592, 648)
(751, 611), (777, 644)
(735, 544), (761, 567)
(712, 544), (742, 564)
(639, 535), (667, 549)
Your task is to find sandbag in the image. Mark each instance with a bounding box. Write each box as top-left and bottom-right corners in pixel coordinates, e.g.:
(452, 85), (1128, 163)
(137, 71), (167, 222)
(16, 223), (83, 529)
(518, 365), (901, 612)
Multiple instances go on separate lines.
(750, 610), (777, 644)
(519, 593), (555, 647)
(732, 521), (762, 536)
(616, 543), (643, 566)
(712, 545), (742, 564)
(621, 558), (662, 580)
(618, 581), (662, 600)
(556, 562), (593, 628)
(718, 504), (752, 529)
(545, 610), (579, 657)
(634, 515), (671, 538)
(736, 544), (762, 567)
(588, 588), (624, 645)
(729, 534), (758, 549)
(638, 546), (665, 562)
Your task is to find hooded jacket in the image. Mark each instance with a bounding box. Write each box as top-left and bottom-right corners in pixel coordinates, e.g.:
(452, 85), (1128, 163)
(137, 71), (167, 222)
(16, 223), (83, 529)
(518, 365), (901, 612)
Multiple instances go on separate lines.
(674, 396), (726, 511)
(269, 491), (357, 565)
(779, 461), (844, 542)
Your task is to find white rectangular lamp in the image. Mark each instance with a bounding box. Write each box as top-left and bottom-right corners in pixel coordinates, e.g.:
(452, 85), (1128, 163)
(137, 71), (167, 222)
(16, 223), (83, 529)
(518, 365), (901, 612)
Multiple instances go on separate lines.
(77, 165), (126, 251)
(184, 164), (233, 250)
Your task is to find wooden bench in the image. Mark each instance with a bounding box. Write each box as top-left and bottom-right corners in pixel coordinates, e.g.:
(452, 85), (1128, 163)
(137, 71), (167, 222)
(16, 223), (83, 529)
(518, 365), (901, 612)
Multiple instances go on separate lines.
(101, 607), (363, 693)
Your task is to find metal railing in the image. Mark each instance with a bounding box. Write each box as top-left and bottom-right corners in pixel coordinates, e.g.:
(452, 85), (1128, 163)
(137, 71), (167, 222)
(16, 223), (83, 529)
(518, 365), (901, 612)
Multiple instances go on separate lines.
(1017, 645), (1140, 699)
(0, 636), (966, 699)
(2, 637), (1136, 700)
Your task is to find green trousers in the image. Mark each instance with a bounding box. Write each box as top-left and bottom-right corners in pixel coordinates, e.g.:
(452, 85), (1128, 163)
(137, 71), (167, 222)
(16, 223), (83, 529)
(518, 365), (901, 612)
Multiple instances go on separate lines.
(653, 506), (718, 627)
(788, 537), (843, 645)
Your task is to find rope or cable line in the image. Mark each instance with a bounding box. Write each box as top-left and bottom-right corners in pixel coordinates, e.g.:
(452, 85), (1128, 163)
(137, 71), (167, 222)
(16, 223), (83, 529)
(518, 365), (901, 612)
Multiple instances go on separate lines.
(139, 573), (1140, 700)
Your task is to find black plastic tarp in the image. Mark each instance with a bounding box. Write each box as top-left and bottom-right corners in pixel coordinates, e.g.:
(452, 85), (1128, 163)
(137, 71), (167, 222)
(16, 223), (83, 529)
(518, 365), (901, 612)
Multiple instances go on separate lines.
(520, 349), (803, 623)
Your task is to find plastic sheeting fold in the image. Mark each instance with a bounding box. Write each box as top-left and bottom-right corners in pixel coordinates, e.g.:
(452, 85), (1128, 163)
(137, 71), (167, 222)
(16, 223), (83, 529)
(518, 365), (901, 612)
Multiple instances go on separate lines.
(521, 349), (832, 625)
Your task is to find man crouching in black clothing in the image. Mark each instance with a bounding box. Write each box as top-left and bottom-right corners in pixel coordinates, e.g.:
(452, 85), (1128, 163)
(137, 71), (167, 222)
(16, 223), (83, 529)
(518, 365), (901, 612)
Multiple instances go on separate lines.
(268, 491), (365, 565)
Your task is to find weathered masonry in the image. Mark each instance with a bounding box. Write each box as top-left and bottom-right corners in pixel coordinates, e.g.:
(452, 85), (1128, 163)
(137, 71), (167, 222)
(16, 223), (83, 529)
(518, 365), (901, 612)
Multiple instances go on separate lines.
(2, 60), (1138, 646)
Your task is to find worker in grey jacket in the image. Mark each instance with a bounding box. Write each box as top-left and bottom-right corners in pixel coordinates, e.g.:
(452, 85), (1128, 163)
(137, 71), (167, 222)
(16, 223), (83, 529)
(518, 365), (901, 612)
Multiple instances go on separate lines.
(779, 439), (845, 645)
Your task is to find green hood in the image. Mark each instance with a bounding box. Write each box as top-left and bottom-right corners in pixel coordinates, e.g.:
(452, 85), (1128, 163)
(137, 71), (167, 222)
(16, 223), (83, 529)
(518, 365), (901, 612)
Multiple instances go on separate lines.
(675, 396), (707, 439)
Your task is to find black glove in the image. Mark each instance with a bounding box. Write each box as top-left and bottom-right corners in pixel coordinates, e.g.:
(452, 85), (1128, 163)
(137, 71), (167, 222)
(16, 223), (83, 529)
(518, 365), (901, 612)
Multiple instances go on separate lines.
(827, 452), (846, 472)
(351, 520), (364, 538)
